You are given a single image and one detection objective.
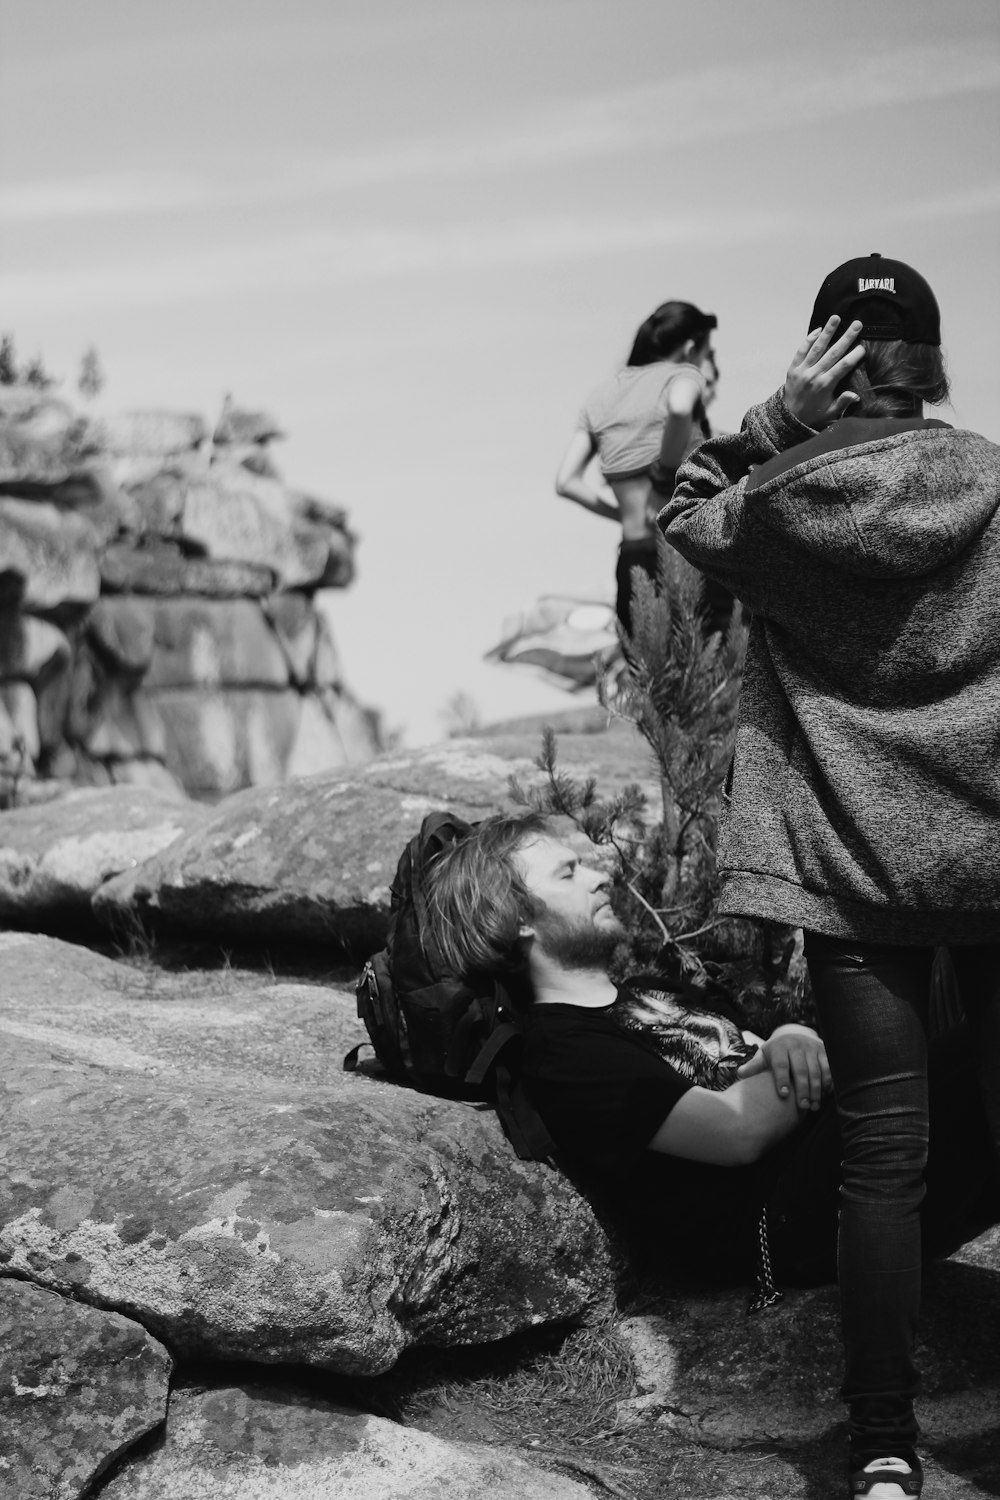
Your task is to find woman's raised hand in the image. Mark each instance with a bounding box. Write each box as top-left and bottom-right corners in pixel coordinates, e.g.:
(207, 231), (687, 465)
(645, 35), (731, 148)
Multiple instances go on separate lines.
(783, 315), (865, 429)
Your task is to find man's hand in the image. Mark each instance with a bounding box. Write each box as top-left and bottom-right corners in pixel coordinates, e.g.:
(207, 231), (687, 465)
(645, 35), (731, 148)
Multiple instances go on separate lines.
(737, 1024), (831, 1112)
(783, 315), (865, 429)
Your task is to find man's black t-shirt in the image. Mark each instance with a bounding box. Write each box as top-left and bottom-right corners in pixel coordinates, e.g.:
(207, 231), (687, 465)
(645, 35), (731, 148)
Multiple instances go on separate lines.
(520, 980), (756, 1165)
(519, 981), (785, 1271)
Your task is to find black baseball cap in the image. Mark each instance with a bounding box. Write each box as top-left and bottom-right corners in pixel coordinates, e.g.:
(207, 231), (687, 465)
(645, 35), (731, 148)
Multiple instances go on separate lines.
(809, 252), (941, 345)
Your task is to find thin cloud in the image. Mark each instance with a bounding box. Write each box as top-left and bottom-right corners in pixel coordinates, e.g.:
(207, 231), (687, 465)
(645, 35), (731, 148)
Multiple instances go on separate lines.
(2, 38), (996, 225)
(0, 172), (214, 223)
(6, 176), (999, 315)
(0, 208), (794, 312)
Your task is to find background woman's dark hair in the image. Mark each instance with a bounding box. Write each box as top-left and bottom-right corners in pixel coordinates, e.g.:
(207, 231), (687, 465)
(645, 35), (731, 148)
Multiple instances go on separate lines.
(843, 340), (950, 418)
(627, 301), (717, 368)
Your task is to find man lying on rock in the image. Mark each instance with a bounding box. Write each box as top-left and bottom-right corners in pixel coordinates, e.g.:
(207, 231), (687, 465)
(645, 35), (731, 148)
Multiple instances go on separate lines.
(425, 811), (1000, 1300)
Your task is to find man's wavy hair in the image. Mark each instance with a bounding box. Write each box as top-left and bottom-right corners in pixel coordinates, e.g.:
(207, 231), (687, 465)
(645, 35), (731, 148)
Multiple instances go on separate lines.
(424, 812), (550, 981)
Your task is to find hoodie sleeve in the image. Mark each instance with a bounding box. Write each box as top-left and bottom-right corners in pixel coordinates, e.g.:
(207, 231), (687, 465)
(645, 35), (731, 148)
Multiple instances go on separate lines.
(655, 390), (817, 613)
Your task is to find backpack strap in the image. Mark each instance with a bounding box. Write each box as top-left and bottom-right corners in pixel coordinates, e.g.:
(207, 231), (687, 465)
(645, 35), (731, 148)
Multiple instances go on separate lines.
(343, 1041), (376, 1073)
(465, 1019), (520, 1087)
(353, 953), (410, 1077)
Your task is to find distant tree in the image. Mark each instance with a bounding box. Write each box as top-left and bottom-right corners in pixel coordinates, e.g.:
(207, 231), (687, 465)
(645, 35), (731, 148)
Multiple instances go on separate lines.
(439, 690), (483, 738)
(0, 335), (17, 385)
(23, 355), (55, 389)
(78, 346), (105, 400)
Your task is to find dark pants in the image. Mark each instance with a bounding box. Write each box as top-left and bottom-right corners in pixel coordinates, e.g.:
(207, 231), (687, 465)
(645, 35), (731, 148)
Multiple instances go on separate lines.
(800, 936), (1000, 1466)
(615, 538), (659, 633)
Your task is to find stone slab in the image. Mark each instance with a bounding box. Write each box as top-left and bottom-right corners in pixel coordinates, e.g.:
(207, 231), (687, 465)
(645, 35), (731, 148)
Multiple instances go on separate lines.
(261, 591), (317, 685)
(0, 933), (610, 1375)
(89, 411), (208, 457)
(0, 613), (70, 686)
(614, 1262), (1000, 1448)
(0, 786), (200, 919)
(148, 686), (302, 796)
(142, 598), (290, 689)
(98, 1381), (592, 1499)
(82, 681), (167, 763)
(0, 1278), (171, 1500)
(87, 598), (155, 677)
(100, 540), (275, 598)
(92, 720), (659, 948)
(284, 693), (377, 780)
(0, 498), (101, 612)
(180, 468), (331, 589)
(0, 680), (40, 763)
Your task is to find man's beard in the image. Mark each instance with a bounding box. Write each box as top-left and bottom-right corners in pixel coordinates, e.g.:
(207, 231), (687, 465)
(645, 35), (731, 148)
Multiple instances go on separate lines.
(532, 908), (623, 971)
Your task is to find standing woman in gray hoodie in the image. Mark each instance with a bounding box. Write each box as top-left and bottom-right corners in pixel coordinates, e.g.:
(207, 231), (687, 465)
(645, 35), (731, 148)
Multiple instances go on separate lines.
(654, 255), (1000, 1500)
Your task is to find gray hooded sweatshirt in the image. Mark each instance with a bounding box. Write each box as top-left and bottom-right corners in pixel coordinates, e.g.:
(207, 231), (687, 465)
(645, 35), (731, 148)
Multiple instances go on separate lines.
(657, 390), (1000, 945)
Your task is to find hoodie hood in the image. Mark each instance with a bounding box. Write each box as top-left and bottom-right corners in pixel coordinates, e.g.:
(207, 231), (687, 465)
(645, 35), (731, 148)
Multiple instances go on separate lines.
(749, 423), (1000, 579)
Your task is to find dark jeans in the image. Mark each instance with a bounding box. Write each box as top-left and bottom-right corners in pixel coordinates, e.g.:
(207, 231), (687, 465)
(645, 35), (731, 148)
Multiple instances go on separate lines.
(615, 538), (659, 633)
(802, 935), (1000, 1465)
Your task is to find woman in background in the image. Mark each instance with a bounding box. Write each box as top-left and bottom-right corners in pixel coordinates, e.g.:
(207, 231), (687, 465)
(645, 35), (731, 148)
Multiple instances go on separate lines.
(555, 300), (722, 634)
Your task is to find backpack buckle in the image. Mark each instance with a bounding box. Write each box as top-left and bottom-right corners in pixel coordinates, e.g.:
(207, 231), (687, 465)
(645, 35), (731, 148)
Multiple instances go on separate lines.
(356, 959), (378, 1016)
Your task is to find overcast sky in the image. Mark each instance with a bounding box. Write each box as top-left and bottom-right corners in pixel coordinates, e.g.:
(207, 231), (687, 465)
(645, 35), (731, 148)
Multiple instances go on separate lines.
(3, 0), (999, 742)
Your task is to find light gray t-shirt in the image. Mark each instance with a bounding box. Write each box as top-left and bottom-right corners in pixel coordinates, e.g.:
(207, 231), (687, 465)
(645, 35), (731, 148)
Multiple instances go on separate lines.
(578, 360), (706, 480)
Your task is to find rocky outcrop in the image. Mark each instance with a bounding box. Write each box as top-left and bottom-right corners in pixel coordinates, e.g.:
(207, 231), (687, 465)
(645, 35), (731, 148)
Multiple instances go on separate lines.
(97, 1381), (593, 1499)
(92, 720), (659, 950)
(0, 712), (998, 1499)
(0, 719), (653, 943)
(616, 1241), (1000, 1446)
(0, 1278), (171, 1500)
(0, 786), (204, 925)
(0, 383), (379, 802)
(0, 933), (611, 1377)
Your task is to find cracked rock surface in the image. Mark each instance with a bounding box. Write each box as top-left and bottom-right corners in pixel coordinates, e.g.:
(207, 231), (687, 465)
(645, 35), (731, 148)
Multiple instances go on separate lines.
(97, 1379), (594, 1499)
(0, 932), (610, 1377)
(91, 718), (659, 949)
(0, 1278), (171, 1500)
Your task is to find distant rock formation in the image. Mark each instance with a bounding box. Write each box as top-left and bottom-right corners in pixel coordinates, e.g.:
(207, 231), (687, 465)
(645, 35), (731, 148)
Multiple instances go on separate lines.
(0, 383), (381, 801)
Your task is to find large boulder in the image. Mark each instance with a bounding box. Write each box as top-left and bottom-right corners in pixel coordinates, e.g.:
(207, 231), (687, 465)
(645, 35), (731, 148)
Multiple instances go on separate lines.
(0, 679), (41, 762)
(87, 411), (208, 459)
(262, 590), (322, 686)
(92, 721), (659, 950)
(0, 786), (201, 923)
(144, 686), (303, 796)
(284, 691), (378, 780)
(0, 1278), (171, 1500)
(0, 381), (375, 800)
(141, 598), (291, 689)
(180, 468), (333, 589)
(615, 1241), (1000, 1447)
(100, 539), (275, 599)
(97, 1381), (592, 1500)
(0, 387), (78, 444)
(0, 498), (101, 613)
(87, 598), (156, 679)
(0, 612), (71, 685)
(0, 933), (610, 1375)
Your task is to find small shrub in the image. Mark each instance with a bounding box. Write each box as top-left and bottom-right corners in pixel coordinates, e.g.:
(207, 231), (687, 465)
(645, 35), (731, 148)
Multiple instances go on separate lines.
(512, 537), (813, 1028)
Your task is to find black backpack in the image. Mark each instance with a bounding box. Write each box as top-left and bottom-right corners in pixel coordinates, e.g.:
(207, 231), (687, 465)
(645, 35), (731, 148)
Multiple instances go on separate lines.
(344, 811), (556, 1163)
